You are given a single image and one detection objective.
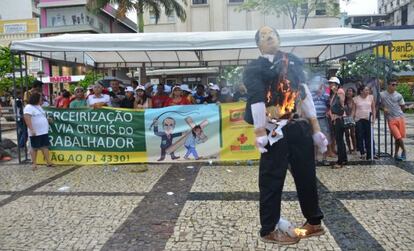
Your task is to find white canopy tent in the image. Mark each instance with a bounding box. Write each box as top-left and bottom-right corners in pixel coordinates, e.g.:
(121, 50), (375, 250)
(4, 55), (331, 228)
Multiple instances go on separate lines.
(10, 28), (391, 68)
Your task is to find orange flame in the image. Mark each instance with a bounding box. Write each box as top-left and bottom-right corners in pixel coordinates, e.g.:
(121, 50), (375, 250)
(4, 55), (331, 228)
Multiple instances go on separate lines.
(277, 79), (297, 117)
(266, 79), (297, 118)
(294, 228), (307, 237)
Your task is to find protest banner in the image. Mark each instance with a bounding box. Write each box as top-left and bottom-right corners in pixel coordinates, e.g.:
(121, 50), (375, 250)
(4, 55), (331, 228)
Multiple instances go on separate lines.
(39, 104), (258, 165)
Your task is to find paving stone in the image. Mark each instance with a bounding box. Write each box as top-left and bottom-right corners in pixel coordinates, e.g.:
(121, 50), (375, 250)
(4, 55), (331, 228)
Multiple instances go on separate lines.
(0, 195), (9, 201)
(35, 164), (168, 193)
(165, 201), (340, 251)
(317, 165), (414, 191)
(191, 166), (297, 192)
(0, 195), (143, 251)
(0, 164), (72, 191)
(341, 199), (414, 251)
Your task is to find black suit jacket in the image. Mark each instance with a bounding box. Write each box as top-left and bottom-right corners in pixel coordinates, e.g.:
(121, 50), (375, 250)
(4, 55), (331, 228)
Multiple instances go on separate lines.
(243, 51), (305, 124)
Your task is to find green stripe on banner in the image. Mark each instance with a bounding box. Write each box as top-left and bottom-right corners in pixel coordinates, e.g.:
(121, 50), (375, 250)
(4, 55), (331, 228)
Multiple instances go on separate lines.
(45, 108), (146, 152)
(219, 105), (223, 148)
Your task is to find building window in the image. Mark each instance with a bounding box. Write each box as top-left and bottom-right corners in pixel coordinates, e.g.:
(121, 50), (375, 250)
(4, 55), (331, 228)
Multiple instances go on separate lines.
(167, 14), (175, 22)
(315, 3), (326, 16)
(401, 5), (407, 25)
(192, 0), (207, 4)
(149, 11), (156, 24)
(229, 0), (244, 3)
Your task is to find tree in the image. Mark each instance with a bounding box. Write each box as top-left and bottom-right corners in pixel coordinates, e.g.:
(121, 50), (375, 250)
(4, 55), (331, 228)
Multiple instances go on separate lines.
(336, 54), (413, 82)
(87, 0), (187, 33)
(238, 0), (339, 29)
(0, 46), (21, 93)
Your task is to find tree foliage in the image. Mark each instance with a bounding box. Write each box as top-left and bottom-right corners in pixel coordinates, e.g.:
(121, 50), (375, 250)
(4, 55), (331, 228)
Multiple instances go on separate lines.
(238, 0), (339, 29)
(336, 54), (414, 82)
(0, 46), (31, 93)
(218, 66), (244, 86)
(74, 70), (104, 92)
(87, 0), (187, 33)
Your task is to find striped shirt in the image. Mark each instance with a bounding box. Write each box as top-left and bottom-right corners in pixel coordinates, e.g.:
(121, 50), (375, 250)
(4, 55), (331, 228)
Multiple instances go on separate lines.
(311, 91), (330, 118)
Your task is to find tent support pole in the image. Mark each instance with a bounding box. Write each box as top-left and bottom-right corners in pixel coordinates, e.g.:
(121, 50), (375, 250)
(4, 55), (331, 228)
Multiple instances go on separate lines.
(11, 52), (21, 164)
(375, 46), (381, 158)
(23, 54), (29, 161)
(388, 42), (394, 157)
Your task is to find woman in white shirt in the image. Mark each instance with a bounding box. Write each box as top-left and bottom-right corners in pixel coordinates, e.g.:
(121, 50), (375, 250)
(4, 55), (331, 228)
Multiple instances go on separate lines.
(23, 92), (54, 170)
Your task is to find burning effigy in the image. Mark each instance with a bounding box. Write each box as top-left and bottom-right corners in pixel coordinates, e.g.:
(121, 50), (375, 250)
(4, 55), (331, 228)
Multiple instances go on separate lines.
(243, 26), (328, 245)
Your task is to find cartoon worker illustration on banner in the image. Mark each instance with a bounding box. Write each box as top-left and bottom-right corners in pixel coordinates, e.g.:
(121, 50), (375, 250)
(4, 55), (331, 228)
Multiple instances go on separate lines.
(145, 104), (220, 162)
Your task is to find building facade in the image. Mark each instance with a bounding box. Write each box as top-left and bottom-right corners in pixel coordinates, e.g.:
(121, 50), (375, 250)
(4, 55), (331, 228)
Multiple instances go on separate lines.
(141, 0), (340, 88)
(378, 0), (414, 26)
(37, 0), (137, 94)
(344, 14), (387, 28)
(0, 0), (41, 75)
(143, 0), (340, 32)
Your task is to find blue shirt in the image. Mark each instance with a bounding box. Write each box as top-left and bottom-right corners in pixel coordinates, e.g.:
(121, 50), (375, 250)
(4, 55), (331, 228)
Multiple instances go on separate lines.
(193, 93), (207, 104)
(185, 134), (202, 147)
(312, 91), (330, 118)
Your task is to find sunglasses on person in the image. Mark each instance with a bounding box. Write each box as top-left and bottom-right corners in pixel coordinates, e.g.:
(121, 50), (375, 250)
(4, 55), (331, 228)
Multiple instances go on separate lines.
(390, 83), (398, 86)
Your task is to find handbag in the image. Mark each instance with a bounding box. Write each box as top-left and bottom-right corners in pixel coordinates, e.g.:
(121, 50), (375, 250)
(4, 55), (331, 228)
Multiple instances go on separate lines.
(343, 116), (355, 128)
(330, 94), (344, 116)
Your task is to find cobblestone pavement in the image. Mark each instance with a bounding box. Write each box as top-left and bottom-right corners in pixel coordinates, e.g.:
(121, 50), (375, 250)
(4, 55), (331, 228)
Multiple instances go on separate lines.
(0, 114), (413, 250)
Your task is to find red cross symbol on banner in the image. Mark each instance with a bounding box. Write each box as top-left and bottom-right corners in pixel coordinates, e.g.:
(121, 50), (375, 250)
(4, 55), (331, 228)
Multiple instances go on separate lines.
(237, 134), (248, 144)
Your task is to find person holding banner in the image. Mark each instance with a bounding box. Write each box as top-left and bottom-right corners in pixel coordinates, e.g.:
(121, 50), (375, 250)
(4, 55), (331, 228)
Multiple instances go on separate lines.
(243, 26), (327, 245)
(87, 84), (111, 108)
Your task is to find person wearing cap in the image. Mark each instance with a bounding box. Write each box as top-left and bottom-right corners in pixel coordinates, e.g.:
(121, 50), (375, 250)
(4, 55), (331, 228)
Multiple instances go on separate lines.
(243, 26), (326, 245)
(134, 85), (152, 109)
(87, 84), (111, 108)
(119, 86), (136, 109)
(328, 76), (348, 168)
(165, 85), (191, 106)
(206, 84), (221, 104)
(69, 87), (87, 108)
(310, 76), (332, 166)
(180, 84), (195, 104)
(152, 84), (169, 108)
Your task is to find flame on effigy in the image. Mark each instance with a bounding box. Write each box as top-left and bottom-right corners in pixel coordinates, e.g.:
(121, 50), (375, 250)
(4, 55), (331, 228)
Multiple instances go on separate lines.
(294, 228), (307, 237)
(266, 79), (297, 118)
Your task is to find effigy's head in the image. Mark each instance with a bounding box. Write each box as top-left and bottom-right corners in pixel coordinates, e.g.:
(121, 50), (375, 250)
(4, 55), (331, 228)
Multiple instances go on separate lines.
(255, 26), (280, 55)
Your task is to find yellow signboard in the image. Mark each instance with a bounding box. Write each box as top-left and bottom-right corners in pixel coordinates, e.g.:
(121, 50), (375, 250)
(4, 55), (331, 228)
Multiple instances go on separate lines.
(0, 18), (39, 34)
(376, 41), (414, 61)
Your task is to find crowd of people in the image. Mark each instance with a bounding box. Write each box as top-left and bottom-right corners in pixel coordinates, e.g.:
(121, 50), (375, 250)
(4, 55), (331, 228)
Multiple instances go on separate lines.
(3, 74), (408, 169)
(45, 80), (249, 110)
(310, 76), (408, 167)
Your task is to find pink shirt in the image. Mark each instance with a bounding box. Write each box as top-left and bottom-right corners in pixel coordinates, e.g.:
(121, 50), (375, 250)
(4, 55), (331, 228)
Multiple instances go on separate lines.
(353, 95), (374, 121)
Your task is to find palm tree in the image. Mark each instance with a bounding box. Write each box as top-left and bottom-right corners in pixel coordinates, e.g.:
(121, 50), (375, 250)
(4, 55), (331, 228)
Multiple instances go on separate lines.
(87, 0), (187, 33)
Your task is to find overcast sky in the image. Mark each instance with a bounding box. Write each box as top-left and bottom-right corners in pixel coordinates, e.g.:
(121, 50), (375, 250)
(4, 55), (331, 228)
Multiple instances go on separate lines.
(340, 0), (378, 15)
